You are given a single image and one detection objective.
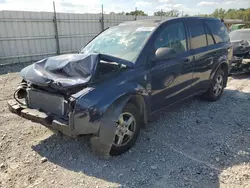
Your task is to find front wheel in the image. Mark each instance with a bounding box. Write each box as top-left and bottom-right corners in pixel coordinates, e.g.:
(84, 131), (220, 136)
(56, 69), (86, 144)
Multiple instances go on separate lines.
(202, 69), (227, 101)
(110, 103), (141, 156)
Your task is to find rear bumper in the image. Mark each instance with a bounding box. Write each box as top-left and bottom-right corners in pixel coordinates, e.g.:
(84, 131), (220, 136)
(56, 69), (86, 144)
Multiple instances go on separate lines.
(8, 100), (77, 137)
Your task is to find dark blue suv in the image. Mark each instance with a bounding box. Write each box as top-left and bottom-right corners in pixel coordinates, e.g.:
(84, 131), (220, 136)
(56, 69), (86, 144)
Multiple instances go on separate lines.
(8, 17), (232, 157)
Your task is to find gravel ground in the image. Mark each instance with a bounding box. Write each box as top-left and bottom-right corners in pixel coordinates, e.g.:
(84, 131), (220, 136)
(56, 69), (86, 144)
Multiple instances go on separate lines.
(0, 66), (250, 188)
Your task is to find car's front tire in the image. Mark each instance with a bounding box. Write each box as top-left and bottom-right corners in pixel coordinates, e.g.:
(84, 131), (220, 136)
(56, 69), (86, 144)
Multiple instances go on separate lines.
(203, 69), (227, 101)
(110, 103), (141, 156)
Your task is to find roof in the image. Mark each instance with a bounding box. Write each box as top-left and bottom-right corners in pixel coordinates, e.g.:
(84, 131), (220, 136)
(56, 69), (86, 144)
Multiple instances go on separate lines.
(118, 18), (174, 27)
(118, 16), (221, 27)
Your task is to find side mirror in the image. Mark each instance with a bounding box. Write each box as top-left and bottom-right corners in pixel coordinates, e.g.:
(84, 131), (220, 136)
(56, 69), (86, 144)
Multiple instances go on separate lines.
(153, 47), (177, 62)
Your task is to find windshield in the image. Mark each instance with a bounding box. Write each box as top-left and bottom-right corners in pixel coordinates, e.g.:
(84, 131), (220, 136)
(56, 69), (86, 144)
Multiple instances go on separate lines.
(80, 25), (155, 63)
(229, 30), (250, 41)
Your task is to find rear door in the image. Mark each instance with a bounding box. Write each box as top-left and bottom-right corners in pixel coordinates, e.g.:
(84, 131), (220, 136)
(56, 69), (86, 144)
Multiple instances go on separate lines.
(205, 20), (231, 70)
(186, 19), (231, 92)
(186, 19), (216, 91)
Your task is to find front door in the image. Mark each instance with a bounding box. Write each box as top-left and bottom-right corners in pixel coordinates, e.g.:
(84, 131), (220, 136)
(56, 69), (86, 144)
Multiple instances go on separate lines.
(149, 21), (194, 111)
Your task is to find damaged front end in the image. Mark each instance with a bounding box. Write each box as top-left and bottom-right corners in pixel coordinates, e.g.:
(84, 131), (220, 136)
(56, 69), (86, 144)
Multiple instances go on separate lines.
(230, 40), (250, 75)
(8, 53), (133, 158)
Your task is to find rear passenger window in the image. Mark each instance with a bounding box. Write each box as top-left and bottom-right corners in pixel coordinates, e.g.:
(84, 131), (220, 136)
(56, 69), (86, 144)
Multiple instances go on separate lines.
(154, 22), (187, 54)
(189, 23), (207, 49)
(204, 25), (215, 45)
(205, 20), (230, 43)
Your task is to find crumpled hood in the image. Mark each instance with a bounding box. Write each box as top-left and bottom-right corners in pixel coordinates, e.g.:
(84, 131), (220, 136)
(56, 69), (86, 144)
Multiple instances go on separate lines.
(231, 40), (250, 55)
(20, 53), (99, 90)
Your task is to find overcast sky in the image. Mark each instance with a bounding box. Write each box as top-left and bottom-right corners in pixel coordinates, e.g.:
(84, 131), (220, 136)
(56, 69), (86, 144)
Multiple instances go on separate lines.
(0, 0), (249, 15)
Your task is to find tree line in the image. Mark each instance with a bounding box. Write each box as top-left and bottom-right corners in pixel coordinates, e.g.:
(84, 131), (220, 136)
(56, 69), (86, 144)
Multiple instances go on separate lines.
(110, 8), (250, 21)
(198, 8), (250, 21)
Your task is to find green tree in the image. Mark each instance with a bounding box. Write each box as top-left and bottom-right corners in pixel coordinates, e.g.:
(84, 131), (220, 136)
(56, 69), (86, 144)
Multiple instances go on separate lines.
(211, 8), (226, 19)
(154, 9), (180, 17)
(243, 9), (250, 21)
(126, 10), (148, 16)
(110, 12), (125, 15)
(210, 8), (250, 21)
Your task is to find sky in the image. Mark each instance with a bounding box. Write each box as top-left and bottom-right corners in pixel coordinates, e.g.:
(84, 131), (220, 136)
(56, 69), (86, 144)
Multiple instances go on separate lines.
(0, 0), (249, 16)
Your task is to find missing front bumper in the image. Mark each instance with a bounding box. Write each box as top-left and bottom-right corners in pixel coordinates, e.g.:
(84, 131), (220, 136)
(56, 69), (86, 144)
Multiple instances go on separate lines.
(7, 100), (77, 137)
(8, 99), (112, 158)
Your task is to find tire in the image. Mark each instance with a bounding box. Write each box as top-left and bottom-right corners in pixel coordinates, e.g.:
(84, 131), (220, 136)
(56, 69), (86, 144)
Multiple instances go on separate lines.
(110, 103), (141, 156)
(202, 69), (227, 101)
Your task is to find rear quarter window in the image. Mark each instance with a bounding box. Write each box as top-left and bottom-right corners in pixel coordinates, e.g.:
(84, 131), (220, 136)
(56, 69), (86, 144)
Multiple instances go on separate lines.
(205, 20), (230, 43)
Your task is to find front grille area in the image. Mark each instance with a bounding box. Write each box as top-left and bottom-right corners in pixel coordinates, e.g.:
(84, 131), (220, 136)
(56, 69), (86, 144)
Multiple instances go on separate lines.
(27, 89), (65, 116)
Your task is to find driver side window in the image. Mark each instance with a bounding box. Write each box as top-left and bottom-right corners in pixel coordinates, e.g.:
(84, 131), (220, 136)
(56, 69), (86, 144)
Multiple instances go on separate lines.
(154, 22), (187, 54)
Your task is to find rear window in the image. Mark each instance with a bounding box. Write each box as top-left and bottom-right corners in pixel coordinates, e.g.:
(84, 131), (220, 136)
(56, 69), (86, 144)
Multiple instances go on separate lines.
(189, 22), (207, 49)
(205, 20), (230, 43)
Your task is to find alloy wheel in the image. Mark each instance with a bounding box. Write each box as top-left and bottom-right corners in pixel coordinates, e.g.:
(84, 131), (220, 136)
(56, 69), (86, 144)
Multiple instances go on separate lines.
(213, 74), (223, 96)
(113, 112), (136, 147)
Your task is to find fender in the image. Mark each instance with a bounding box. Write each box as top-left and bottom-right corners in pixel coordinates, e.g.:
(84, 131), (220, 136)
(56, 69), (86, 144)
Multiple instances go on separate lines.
(90, 95), (131, 158)
(90, 83), (150, 158)
(95, 82), (150, 115)
(209, 54), (228, 80)
(71, 82), (150, 135)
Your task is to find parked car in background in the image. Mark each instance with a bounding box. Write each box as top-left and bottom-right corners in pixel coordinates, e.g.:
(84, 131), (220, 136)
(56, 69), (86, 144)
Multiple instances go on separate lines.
(229, 29), (250, 75)
(230, 24), (250, 31)
(8, 17), (232, 157)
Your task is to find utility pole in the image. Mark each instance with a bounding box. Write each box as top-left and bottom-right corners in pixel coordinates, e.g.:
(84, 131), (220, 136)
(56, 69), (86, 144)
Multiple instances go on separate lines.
(53, 1), (60, 55)
(135, 7), (137, 20)
(101, 4), (104, 31)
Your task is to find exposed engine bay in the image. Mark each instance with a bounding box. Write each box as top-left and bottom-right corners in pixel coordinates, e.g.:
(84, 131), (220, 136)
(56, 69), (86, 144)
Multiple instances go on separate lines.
(14, 53), (130, 118)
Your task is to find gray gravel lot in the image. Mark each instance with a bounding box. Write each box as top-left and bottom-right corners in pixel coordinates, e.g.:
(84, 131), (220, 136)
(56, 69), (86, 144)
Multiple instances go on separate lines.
(0, 66), (250, 188)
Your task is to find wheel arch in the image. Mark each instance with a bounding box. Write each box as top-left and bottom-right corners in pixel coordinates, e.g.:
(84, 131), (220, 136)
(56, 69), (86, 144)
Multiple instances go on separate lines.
(210, 61), (229, 87)
(90, 88), (149, 157)
(127, 94), (147, 125)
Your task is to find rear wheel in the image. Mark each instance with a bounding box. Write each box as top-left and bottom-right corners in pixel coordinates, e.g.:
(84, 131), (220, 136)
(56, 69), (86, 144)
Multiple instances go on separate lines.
(110, 103), (141, 156)
(202, 69), (226, 101)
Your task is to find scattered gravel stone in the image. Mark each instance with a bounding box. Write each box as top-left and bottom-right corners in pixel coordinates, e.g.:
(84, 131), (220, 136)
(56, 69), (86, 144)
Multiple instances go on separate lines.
(41, 157), (47, 163)
(210, 172), (215, 177)
(118, 173), (123, 178)
(215, 157), (220, 162)
(150, 165), (157, 170)
(196, 120), (201, 124)
(1, 73), (250, 187)
(1, 134), (6, 140)
(80, 179), (85, 184)
(0, 163), (5, 169)
(160, 158), (166, 162)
